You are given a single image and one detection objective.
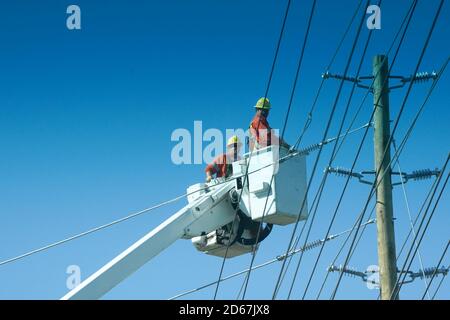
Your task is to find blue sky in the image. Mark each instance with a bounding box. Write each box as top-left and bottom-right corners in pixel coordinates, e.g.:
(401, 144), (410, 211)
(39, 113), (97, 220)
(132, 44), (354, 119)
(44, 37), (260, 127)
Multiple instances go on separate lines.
(0, 0), (448, 300)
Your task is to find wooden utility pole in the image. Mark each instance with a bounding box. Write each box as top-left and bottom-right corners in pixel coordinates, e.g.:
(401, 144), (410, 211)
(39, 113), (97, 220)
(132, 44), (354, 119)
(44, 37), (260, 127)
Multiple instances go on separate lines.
(372, 55), (398, 300)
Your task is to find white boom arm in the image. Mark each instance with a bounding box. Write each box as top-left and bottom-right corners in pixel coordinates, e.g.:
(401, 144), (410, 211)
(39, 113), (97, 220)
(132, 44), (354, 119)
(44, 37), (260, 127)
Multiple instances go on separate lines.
(61, 181), (236, 300)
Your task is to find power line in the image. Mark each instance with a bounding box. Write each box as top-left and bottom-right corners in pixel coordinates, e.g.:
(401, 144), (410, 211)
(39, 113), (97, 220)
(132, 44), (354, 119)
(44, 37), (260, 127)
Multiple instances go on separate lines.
(332, 7), (443, 290)
(293, 0), (365, 149)
(212, 0), (293, 299)
(316, 204), (376, 299)
(376, 156), (448, 301)
(238, 0), (368, 300)
(277, 122), (371, 295)
(269, 0), (367, 290)
(374, 58), (449, 300)
(240, 0), (318, 299)
(276, 171), (327, 294)
(393, 156), (449, 298)
(168, 220), (374, 300)
(432, 268), (448, 299)
(393, 140), (432, 299)
(298, 0), (418, 300)
(382, 57), (449, 276)
(375, 138), (447, 301)
(331, 0), (444, 299)
(0, 194), (189, 267)
(0, 147), (301, 267)
(284, 1), (378, 299)
(239, 0), (371, 299)
(280, 123), (371, 292)
(271, 0), (371, 299)
(421, 240), (449, 300)
(327, 264), (448, 288)
(0, 120), (365, 269)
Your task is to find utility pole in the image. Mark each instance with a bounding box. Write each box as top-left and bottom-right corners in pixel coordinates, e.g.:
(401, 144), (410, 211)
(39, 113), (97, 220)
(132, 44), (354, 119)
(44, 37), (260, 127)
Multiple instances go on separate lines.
(372, 55), (398, 300)
(321, 55), (438, 300)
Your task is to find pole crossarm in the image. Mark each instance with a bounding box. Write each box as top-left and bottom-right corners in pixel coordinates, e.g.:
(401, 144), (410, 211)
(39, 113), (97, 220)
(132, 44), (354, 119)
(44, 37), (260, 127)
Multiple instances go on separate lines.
(323, 70), (437, 91)
(327, 166), (440, 186)
(327, 265), (448, 287)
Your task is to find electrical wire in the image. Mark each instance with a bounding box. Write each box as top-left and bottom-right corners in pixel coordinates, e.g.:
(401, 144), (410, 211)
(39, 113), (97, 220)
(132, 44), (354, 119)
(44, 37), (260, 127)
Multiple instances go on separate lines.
(393, 155), (449, 299)
(393, 140), (431, 299)
(382, 57), (449, 281)
(293, 0), (365, 149)
(249, 0), (366, 292)
(271, 0), (371, 299)
(315, 203), (376, 299)
(313, 0), (420, 298)
(431, 268), (448, 299)
(212, 0), (293, 299)
(240, 0), (317, 299)
(421, 240), (449, 300)
(168, 220), (374, 300)
(331, 0), (444, 299)
(0, 150), (303, 268)
(285, 1), (378, 299)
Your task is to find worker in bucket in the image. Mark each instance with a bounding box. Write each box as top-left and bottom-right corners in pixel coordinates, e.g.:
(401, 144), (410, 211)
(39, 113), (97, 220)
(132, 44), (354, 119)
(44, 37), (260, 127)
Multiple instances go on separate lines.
(205, 135), (242, 183)
(249, 97), (290, 151)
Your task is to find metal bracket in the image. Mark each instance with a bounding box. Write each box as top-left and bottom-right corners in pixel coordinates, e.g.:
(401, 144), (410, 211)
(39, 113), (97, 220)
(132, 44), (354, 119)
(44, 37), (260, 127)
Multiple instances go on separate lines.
(322, 70), (437, 92)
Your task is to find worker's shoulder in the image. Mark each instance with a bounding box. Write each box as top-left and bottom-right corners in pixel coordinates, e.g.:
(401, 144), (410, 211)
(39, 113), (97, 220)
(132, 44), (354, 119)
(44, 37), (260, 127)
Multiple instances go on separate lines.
(251, 114), (270, 127)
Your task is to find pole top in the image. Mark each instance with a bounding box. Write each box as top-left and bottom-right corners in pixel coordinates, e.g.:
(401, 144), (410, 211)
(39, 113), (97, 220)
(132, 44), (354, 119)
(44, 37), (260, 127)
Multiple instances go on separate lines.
(373, 54), (388, 67)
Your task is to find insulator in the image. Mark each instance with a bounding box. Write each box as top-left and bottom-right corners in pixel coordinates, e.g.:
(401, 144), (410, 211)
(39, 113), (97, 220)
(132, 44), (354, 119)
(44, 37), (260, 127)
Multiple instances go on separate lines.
(418, 267), (447, 279)
(408, 169), (440, 181)
(299, 142), (323, 155)
(423, 267), (436, 278)
(327, 264), (362, 278)
(327, 264), (341, 273)
(412, 71), (438, 83)
(301, 239), (324, 252)
(322, 71), (331, 79)
(343, 266), (360, 278)
(327, 167), (362, 179)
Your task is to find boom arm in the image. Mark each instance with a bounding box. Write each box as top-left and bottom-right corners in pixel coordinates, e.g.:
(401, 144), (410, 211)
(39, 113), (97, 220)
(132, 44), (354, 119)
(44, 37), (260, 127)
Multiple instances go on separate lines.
(61, 181), (235, 300)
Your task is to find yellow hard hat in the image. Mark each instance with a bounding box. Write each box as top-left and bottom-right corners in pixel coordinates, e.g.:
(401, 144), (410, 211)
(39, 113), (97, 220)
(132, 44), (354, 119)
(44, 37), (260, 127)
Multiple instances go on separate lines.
(254, 97), (271, 110)
(227, 135), (242, 147)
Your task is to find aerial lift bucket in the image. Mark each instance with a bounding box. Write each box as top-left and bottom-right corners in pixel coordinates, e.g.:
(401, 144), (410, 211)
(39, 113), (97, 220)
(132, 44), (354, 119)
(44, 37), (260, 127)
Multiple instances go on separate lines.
(191, 146), (308, 258)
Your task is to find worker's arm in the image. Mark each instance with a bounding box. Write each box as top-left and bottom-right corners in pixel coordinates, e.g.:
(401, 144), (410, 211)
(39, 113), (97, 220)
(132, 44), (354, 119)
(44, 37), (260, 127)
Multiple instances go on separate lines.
(205, 165), (215, 182)
(205, 156), (221, 182)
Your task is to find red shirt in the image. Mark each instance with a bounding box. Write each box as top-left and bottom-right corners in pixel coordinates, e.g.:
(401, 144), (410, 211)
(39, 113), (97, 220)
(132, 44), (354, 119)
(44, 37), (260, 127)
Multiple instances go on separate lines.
(205, 154), (229, 178)
(205, 154), (240, 178)
(249, 114), (280, 150)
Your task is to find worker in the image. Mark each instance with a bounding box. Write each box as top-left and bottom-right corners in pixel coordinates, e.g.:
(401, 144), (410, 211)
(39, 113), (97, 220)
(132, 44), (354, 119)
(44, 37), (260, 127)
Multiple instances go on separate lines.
(205, 135), (242, 183)
(249, 97), (290, 151)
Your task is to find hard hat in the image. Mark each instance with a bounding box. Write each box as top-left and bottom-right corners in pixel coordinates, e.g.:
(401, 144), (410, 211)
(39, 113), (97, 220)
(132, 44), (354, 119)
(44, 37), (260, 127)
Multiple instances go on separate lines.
(227, 135), (242, 147)
(254, 97), (271, 110)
